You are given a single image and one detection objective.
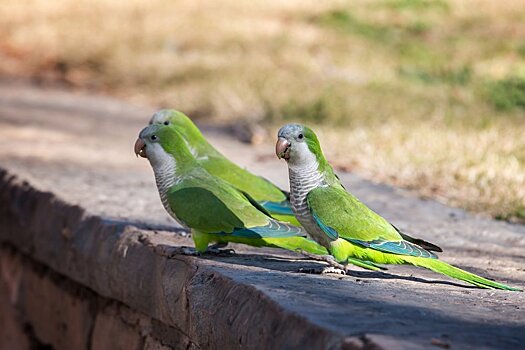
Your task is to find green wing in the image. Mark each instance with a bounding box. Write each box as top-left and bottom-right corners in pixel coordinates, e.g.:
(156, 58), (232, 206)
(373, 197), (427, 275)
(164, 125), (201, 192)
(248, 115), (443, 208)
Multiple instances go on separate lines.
(167, 173), (305, 239)
(169, 185), (306, 240)
(202, 157), (299, 224)
(307, 186), (436, 259)
(237, 189), (273, 218)
(168, 177), (270, 234)
(200, 156), (287, 203)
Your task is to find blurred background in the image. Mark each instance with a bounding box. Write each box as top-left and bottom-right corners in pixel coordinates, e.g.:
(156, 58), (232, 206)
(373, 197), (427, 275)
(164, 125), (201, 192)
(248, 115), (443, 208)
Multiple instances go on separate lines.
(1, 0), (524, 222)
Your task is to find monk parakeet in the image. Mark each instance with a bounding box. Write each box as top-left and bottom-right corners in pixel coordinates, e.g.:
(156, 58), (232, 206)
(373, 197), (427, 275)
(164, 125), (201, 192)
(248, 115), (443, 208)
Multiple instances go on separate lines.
(148, 109), (297, 225)
(135, 123), (382, 267)
(276, 123), (520, 291)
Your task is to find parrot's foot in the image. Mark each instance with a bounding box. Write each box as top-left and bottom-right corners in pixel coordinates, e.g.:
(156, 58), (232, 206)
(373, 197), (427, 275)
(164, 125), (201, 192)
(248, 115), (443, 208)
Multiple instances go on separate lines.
(172, 246), (235, 257)
(298, 265), (347, 275)
(205, 246), (236, 256)
(321, 266), (347, 275)
(298, 251), (348, 274)
(179, 246), (201, 256)
(209, 242), (229, 250)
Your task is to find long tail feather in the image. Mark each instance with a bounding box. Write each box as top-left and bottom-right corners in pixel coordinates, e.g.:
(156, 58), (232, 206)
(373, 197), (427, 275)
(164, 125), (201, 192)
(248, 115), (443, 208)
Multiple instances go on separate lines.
(405, 257), (521, 291)
(269, 213), (301, 227)
(214, 221), (328, 255)
(347, 257), (387, 271)
(228, 220), (305, 238)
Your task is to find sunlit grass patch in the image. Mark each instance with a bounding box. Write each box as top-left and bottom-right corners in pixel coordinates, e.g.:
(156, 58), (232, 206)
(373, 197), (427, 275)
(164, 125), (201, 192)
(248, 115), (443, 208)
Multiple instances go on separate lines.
(314, 9), (396, 43)
(486, 77), (525, 111)
(323, 121), (525, 223)
(399, 65), (472, 85)
(383, 0), (450, 12)
(313, 8), (433, 46)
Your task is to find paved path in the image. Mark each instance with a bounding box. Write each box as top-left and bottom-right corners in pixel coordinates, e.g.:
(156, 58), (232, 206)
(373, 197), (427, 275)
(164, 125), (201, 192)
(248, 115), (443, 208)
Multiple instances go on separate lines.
(1, 81), (524, 349)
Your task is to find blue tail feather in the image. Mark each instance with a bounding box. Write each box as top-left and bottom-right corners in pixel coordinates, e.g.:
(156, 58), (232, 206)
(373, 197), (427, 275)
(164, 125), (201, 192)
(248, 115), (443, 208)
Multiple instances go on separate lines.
(260, 200), (294, 216)
(216, 220), (306, 239)
(349, 238), (437, 259)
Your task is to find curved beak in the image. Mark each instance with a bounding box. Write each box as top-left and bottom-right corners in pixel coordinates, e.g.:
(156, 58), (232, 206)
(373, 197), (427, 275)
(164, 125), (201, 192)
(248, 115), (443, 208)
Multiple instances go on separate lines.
(276, 137), (291, 160)
(134, 138), (147, 158)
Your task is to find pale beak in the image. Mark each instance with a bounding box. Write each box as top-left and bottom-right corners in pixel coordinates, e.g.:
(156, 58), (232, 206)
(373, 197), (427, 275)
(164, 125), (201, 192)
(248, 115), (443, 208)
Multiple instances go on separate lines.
(134, 138), (147, 158)
(276, 137), (291, 160)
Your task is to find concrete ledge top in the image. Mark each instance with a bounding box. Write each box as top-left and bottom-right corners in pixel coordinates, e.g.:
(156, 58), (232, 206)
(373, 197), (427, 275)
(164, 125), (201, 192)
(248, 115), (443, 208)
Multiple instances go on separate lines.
(1, 81), (524, 349)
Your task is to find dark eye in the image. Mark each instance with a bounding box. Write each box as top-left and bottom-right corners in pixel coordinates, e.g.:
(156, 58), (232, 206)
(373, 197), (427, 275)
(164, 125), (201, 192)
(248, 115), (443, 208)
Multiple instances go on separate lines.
(163, 121), (169, 125)
(151, 135), (158, 141)
(298, 133), (304, 139)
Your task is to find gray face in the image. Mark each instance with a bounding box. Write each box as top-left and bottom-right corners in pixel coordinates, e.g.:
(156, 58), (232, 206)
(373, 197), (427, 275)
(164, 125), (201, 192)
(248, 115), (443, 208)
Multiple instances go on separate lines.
(278, 123), (305, 143)
(276, 124), (314, 166)
(139, 125), (162, 147)
(135, 124), (170, 169)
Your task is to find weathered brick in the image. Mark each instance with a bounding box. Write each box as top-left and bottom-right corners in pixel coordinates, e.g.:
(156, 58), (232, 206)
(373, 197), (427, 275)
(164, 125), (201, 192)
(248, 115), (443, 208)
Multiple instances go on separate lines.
(18, 261), (95, 350)
(143, 336), (173, 350)
(91, 307), (142, 350)
(0, 255), (30, 350)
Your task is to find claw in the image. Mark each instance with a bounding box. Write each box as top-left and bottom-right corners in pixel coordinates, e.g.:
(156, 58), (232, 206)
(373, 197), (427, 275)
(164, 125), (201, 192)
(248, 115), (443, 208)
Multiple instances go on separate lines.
(180, 246), (200, 256)
(298, 266), (347, 275)
(205, 247), (236, 256)
(298, 250), (346, 270)
(321, 266), (347, 275)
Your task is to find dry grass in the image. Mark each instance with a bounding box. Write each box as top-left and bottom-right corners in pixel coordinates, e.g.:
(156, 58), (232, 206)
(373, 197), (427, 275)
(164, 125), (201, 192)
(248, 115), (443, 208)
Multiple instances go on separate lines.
(0, 0), (524, 221)
(323, 122), (525, 220)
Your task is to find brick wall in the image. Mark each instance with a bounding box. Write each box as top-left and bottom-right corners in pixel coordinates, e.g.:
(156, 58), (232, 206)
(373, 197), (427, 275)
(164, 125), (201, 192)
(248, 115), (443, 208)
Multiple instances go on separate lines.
(0, 246), (185, 350)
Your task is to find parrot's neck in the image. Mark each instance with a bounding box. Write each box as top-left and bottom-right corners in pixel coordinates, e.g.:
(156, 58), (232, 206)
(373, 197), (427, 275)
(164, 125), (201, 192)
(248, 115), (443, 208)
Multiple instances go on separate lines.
(288, 158), (333, 248)
(288, 159), (324, 198)
(287, 146), (326, 192)
(151, 155), (181, 222)
(148, 143), (196, 224)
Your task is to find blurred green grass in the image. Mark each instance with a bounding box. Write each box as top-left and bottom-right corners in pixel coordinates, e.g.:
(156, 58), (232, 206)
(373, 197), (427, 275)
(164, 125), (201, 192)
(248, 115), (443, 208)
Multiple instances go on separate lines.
(0, 0), (524, 222)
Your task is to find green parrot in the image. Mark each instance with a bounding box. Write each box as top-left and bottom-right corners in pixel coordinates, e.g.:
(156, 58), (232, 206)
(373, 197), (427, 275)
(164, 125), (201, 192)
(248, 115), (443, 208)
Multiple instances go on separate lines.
(276, 123), (521, 291)
(148, 109), (298, 225)
(135, 123), (385, 271)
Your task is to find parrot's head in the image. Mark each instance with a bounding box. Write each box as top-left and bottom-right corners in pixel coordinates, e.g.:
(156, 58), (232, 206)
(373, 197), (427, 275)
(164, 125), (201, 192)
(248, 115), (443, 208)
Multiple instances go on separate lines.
(149, 109), (192, 129)
(135, 123), (191, 169)
(276, 123), (323, 167)
(148, 109), (207, 157)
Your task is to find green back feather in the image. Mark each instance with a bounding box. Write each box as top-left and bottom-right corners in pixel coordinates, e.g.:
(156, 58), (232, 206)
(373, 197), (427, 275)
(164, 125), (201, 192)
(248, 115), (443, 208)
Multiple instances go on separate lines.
(202, 157), (287, 202)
